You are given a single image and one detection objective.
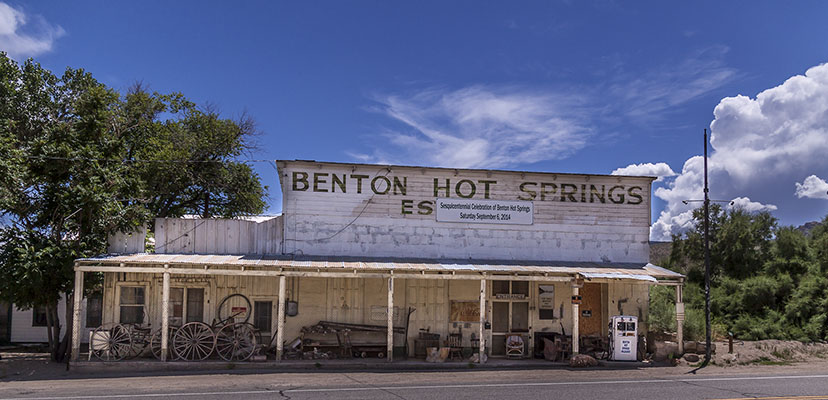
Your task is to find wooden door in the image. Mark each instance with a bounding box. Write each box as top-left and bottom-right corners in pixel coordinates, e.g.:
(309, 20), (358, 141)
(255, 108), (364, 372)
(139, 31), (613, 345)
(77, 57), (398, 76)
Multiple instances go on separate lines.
(579, 283), (603, 336)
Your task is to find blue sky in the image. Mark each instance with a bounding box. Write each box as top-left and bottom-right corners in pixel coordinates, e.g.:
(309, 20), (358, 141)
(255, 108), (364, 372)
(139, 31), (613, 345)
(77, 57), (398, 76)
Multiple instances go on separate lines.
(3, 1), (828, 239)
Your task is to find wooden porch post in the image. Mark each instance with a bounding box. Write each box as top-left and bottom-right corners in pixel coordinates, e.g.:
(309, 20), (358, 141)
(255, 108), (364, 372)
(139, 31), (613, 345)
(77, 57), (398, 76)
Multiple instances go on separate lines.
(572, 284), (580, 355)
(161, 265), (170, 361)
(276, 275), (286, 361)
(71, 267), (83, 361)
(479, 277), (486, 363)
(387, 275), (394, 362)
(676, 284), (685, 355)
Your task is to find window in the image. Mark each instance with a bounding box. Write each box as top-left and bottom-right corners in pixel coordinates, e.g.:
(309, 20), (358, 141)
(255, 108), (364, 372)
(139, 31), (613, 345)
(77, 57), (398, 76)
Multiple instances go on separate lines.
(169, 288), (185, 326)
(253, 301), (272, 333)
(32, 306), (48, 327)
(186, 288), (204, 323)
(493, 281), (510, 296)
(86, 292), (103, 328)
(166, 287), (204, 326)
(119, 286), (145, 324)
(512, 281), (529, 296)
(492, 280), (529, 299)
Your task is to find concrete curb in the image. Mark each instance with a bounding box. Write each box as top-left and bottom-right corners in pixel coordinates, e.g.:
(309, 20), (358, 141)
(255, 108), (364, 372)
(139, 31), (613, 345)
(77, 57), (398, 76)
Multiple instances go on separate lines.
(70, 359), (655, 374)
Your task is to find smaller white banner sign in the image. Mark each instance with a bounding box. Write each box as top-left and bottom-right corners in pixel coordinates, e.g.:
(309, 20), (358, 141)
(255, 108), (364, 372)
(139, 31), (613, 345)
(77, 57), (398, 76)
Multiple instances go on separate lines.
(436, 198), (533, 225)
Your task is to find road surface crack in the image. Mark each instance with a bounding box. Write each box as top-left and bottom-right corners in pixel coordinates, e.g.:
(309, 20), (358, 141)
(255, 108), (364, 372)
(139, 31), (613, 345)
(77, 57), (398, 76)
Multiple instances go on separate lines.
(678, 378), (769, 399)
(341, 373), (407, 400)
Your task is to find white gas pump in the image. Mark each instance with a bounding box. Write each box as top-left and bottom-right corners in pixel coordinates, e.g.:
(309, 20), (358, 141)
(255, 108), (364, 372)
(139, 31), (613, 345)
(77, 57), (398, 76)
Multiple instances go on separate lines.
(609, 315), (638, 361)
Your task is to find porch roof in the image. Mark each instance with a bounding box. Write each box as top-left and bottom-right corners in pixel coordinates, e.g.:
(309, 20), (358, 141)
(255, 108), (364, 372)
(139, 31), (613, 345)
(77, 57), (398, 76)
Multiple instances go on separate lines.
(76, 253), (683, 284)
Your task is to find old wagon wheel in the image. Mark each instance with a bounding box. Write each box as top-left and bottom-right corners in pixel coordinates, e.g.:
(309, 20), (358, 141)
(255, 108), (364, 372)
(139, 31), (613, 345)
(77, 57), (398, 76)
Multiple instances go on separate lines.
(173, 322), (215, 361)
(124, 325), (152, 359)
(90, 324), (133, 361)
(216, 294), (252, 325)
(150, 327), (179, 360)
(215, 322), (257, 361)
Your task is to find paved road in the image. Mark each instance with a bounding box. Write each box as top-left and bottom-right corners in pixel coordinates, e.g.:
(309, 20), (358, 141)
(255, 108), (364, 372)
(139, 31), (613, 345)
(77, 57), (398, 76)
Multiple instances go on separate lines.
(4, 366), (828, 399)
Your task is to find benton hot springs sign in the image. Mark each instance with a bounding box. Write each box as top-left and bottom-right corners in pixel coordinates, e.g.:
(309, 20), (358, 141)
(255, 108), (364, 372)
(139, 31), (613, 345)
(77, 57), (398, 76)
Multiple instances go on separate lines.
(285, 164), (648, 225)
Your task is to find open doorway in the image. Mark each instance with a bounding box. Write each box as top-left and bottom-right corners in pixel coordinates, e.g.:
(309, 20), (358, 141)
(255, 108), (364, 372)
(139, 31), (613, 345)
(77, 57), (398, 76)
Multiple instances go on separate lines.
(490, 280), (529, 356)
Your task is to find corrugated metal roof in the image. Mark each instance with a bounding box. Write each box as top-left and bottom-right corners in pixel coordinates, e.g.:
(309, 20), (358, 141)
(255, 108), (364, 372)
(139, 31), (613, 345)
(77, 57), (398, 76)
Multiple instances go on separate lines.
(77, 253), (683, 280)
(580, 272), (658, 283)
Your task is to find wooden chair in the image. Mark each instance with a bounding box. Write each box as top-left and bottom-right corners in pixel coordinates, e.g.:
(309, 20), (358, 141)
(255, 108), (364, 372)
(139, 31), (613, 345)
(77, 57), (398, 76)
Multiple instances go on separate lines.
(554, 335), (572, 360)
(446, 332), (463, 361)
(506, 335), (525, 358)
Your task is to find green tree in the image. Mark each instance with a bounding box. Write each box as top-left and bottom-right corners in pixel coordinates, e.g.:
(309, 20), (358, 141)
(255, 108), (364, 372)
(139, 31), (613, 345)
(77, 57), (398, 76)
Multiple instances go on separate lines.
(670, 205), (776, 284)
(0, 54), (267, 361)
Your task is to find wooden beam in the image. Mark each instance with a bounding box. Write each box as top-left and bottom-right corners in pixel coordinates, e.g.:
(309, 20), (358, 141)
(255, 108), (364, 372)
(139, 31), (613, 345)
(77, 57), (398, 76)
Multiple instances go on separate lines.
(572, 285), (580, 355)
(676, 285), (685, 355)
(387, 276), (394, 362)
(479, 278), (486, 364)
(276, 275), (286, 361)
(74, 264), (579, 282)
(71, 269), (83, 362)
(161, 267), (170, 361)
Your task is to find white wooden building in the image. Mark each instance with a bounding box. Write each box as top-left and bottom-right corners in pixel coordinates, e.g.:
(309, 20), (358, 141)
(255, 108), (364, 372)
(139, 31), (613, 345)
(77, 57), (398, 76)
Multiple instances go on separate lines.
(71, 160), (685, 362)
(3, 296), (99, 345)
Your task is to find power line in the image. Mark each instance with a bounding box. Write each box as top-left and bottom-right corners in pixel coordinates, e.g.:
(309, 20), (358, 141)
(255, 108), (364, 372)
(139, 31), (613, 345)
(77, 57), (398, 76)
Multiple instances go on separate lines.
(18, 155), (277, 164)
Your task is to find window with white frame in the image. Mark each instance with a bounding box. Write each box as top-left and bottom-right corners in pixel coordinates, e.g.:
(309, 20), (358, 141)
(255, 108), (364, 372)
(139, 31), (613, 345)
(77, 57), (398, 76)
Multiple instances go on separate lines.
(119, 286), (145, 324)
(167, 287), (205, 326)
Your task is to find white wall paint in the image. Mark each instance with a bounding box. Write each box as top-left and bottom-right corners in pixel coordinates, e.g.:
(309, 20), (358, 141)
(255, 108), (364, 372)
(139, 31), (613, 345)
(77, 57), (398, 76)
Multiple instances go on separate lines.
(10, 296), (93, 344)
(278, 161), (653, 263)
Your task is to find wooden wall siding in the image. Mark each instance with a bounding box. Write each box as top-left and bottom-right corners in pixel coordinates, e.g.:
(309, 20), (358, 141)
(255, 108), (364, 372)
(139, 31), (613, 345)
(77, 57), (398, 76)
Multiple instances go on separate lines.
(607, 281), (649, 332)
(405, 279), (448, 340)
(279, 161), (653, 263)
(578, 283), (604, 336)
(325, 278), (364, 324)
(97, 271), (653, 355)
(154, 217), (283, 255)
(107, 226), (147, 254)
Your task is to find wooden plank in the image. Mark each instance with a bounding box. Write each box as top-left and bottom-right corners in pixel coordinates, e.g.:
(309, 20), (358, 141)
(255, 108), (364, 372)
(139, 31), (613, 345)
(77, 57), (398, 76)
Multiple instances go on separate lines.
(579, 282), (603, 336)
(182, 219), (195, 253)
(216, 219), (227, 254)
(155, 219), (167, 254)
(238, 221), (250, 255)
(255, 221), (266, 255)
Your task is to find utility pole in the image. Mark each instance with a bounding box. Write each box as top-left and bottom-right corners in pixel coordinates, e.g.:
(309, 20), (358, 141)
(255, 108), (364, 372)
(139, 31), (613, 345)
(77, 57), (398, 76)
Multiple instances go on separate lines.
(702, 128), (712, 366)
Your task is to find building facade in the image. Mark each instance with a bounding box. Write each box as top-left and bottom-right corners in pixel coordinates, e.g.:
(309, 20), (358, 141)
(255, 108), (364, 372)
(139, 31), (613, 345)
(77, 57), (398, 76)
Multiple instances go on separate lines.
(71, 160), (684, 362)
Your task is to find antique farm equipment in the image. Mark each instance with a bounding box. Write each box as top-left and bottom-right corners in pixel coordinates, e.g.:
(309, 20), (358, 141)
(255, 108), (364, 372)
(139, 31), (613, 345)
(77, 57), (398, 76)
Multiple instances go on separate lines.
(173, 293), (258, 361)
(90, 324), (133, 361)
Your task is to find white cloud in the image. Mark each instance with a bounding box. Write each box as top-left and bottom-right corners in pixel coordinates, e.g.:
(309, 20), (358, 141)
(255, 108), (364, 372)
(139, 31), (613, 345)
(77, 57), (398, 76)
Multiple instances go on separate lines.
(650, 209), (695, 241)
(365, 86), (592, 168)
(360, 47), (736, 169)
(795, 175), (828, 199)
(608, 46), (737, 121)
(728, 197), (777, 213)
(0, 2), (65, 59)
(611, 162), (676, 182)
(652, 62), (828, 240)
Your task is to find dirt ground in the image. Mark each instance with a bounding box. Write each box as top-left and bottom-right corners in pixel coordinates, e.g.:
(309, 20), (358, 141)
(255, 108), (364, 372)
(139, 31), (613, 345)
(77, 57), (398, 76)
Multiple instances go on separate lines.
(0, 351), (70, 381)
(674, 339), (828, 367)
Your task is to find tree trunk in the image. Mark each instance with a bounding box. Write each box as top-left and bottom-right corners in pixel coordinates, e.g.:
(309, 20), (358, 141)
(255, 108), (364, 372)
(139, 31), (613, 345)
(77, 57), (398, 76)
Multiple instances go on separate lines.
(49, 303), (61, 361)
(44, 305), (54, 355)
(56, 293), (73, 363)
